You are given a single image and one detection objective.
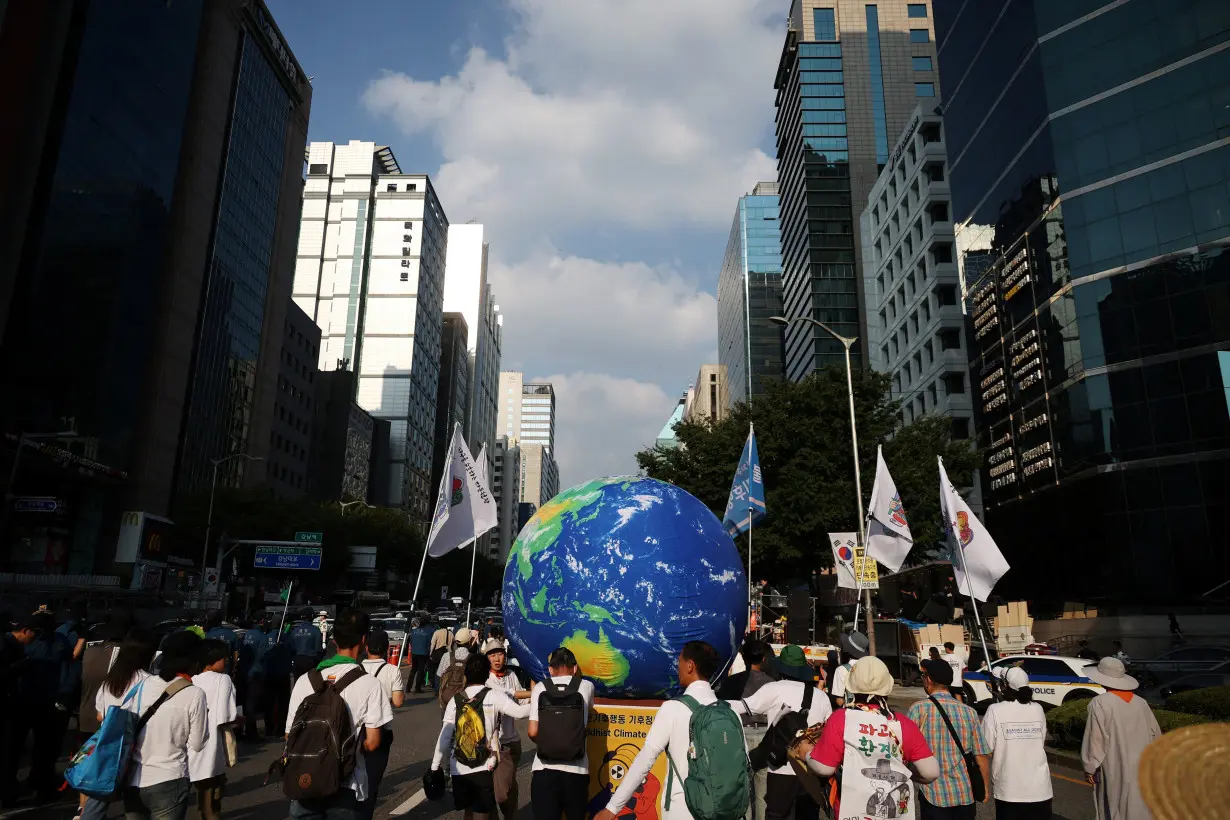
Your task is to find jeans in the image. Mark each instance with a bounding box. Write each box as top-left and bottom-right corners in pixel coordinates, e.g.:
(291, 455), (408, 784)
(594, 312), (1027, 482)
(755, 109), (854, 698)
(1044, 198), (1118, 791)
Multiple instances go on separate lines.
(80, 797), (109, 820)
(123, 778), (192, 820)
(918, 796), (977, 820)
(290, 789), (361, 820)
(356, 729), (394, 820)
(409, 654), (429, 692)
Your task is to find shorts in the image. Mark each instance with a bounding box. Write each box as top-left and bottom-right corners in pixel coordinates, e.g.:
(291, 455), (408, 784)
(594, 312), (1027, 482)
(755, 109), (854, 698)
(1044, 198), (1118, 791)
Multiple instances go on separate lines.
(453, 770), (497, 813)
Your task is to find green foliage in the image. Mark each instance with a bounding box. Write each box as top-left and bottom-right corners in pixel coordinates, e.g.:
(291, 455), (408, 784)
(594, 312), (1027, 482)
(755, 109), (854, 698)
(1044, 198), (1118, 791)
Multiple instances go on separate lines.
(1045, 697), (1212, 750)
(1165, 685), (1230, 719)
(636, 367), (978, 583)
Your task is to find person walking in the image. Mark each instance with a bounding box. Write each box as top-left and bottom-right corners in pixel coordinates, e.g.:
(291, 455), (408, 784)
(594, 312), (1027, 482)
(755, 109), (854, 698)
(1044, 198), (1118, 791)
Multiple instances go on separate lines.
(982, 668), (1052, 819)
(794, 656), (938, 820)
(203, 611), (239, 674)
(718, 639), (773, 702)
(73, 614), (130, 820)
(528, 647), (594, 820)
(357, 629), (404, 820)
(430, 622), (453, 688)
(0, 614), (39, 809)
(728, 644), (832, 820)
(409, 618), (433, 693)
(940, 642), (966, 700)
(430, 653), (531, 820)
(13, 607), (74, 801)
(1081, 657), (1160, 820)
(484, 639), (530, 820)
(190, 640), (239, 820)
(907, 659), (991, 820)
(285, 609), (325, 681)
(828, 631), (869, 709)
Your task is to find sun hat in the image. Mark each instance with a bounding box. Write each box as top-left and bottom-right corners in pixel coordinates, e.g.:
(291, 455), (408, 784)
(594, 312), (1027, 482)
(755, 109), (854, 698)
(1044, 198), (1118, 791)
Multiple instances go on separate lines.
(776, 644), (813, 681)
(1139, 723), (1230, 820)
(840, 630), (870, 660)
(920, 658), (953, 686)
(1084, 656), (1138, 691)
(454, 627), (474, 645)
(482, 638), (506, 655)
(1004, 667), (1029, 690)
(846, 656), (894, 697)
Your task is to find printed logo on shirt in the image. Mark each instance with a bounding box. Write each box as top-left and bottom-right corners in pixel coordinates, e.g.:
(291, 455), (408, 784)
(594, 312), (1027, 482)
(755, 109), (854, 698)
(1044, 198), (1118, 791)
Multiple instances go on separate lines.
(1002, 722), (1044, 741)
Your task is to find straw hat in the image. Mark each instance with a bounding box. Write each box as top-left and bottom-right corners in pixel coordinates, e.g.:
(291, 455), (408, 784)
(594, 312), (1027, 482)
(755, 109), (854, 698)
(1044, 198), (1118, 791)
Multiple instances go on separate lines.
(846, 656), (894, 697)
(1083, 657), (1138, 691)
(1139, 723), (1230, 820)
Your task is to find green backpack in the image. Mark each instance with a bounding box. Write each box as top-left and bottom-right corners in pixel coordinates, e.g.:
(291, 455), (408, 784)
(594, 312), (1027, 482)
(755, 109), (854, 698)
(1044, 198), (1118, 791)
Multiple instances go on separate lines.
(664, 696), (752, 820)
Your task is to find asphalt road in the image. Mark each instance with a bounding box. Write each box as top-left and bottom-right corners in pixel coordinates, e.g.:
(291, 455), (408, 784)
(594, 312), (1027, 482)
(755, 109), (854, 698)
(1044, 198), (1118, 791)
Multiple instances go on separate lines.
(2, 683), (1097, 820)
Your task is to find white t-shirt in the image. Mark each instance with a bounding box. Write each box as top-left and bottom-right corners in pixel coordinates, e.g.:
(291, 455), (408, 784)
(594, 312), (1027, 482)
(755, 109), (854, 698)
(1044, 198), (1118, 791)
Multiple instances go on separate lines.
(286, 664), (394, 801)
(98, 674), (209, 787)
(730, 679), (832, 775)
(95, 670), (151, 721)
(432, 683), (531, 776)
(829, 663), (852, 699)
(188, 671), (238, 782)
(488, 669), (523, 744)
(530, 675), (596, 775)
(942, 652), (965, 686)
(360, 658), (405, 705)
(982, 700), (1053, 803)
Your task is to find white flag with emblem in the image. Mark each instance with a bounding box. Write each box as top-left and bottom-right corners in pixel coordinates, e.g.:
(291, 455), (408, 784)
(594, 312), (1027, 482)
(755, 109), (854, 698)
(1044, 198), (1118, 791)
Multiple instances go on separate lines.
(938, 456), (1009, 601)
(866, 446), (914, 573)
(427, 425), (498, 557)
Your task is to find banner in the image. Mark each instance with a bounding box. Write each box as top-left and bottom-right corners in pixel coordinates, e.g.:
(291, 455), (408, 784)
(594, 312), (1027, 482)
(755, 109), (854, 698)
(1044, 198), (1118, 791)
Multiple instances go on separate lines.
(587, 701), (668, 820)
(855, 547), (880, 590)
(426, 425), (498, 557)
(939, 456), (1009, 601)
(723, 425), (766, 537)
(866, 445), (914, 573)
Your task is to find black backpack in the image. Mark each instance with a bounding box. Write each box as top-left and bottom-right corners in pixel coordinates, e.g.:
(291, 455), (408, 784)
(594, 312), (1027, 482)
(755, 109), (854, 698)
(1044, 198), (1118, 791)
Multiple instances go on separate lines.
(535, 675), (587, 763)
(282, 667), (365, 800)
(749, 683), (816, 771)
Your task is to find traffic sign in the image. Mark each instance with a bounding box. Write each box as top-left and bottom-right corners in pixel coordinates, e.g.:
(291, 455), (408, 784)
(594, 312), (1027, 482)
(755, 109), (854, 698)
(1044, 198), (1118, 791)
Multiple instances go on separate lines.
(254, 545), (322, 570)
(13, 497), (59, 513)
(295, 531), (323, 544)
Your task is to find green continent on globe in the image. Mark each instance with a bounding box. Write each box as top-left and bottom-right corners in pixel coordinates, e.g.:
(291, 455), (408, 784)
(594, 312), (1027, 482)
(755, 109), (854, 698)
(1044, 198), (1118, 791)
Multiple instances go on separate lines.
(561, 628), (630, 687)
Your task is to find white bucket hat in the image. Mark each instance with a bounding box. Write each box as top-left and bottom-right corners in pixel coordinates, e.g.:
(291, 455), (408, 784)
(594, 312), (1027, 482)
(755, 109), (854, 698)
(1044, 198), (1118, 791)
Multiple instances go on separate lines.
(1004, 667), (1029, 691)
(1084, 656), (1138, 691)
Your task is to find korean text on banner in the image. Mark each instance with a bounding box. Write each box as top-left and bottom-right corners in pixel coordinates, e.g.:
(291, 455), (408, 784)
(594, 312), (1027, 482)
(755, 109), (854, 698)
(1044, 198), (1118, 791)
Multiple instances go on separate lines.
(854, 547), (879, 590)
(723, 426), (766, 537)
(426, 425), (498, 557)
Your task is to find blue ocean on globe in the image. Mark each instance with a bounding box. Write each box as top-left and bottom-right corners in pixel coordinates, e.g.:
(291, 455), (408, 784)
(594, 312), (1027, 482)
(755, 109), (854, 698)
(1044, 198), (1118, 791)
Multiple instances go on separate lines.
(502, 476), (748, 698)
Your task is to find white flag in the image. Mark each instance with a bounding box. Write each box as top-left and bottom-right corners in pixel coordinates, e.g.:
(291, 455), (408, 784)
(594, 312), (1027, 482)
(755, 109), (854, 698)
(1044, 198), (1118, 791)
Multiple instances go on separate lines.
(938, 456), (1009, 601)
(829, 532), (859, 589)
(427, 425), (498, 557)
(475, 443), (489, 486)
(866, 446), (913, 573)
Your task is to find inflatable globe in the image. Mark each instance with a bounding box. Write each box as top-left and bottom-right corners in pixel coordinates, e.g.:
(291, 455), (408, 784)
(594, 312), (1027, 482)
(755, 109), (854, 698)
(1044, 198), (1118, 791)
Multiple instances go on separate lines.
(502, 476), (747, 698)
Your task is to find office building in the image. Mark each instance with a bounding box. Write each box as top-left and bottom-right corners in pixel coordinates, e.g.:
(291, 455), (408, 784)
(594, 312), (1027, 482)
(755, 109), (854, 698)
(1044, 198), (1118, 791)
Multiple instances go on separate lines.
(431, 313), (470, 495)
(293, 141), (449, 521)
(718, 182), (786, 409)
(656, 393), (688, 450)
(775, 0), (940, 381)
(0, 0), (310, 582)
(935, 0), (1230, 602)
(269, 302), (321, 497)
(861, 105), (971, 438)
(520, 443), (560, 507)
(310, 368), (381, 504)
(517, 502), (538, 534)
(443, 224), (503, 476)
(684, 365), (729, 425)
(499, 372), (557, 450)
(492, 436), (521, 561)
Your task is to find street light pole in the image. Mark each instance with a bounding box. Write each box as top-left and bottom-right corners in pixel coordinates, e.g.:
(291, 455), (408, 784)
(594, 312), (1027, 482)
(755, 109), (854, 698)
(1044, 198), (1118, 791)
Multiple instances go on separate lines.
(199, 454), (263, 609)
(339, 500), (374, 516)
(771, 315), (876, 655)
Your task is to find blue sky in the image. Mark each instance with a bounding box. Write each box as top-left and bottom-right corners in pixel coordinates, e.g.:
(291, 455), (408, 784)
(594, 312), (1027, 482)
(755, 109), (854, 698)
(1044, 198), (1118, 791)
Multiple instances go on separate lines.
(268, 0), (785, 485)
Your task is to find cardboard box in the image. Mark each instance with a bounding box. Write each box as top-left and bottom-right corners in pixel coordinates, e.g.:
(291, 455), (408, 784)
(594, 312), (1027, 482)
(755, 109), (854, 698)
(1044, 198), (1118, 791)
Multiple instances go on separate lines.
(997, 605), (1011, 625)
(1086, 608), (1098, 618)
(1010, 601), (1028, 623)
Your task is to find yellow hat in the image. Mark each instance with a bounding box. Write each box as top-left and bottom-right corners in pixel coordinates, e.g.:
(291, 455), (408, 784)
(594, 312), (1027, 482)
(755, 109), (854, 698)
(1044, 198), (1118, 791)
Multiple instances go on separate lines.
(846, 656), (894, 697)
(1139, 723), (1230, 820)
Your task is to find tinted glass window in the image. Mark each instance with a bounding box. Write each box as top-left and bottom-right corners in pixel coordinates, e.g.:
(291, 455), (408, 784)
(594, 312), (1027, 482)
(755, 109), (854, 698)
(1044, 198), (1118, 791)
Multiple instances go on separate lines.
(913, 57), (933, 71)
(1023, 659), (1079, 678)
(916, 83), (936, 97)
(813, 8), (837, 41)
(910, 29), (930, 43)
(908, 4), (928, 17)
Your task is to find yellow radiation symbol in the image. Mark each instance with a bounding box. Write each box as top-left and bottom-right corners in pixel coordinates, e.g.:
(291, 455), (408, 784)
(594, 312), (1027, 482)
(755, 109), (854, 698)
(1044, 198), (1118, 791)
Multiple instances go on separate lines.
(599, 743), (640, 790)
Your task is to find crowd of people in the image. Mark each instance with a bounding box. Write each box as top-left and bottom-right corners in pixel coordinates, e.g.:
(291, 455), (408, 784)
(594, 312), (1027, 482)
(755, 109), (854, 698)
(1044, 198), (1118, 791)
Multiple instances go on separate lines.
(0, 602), (1189, 820)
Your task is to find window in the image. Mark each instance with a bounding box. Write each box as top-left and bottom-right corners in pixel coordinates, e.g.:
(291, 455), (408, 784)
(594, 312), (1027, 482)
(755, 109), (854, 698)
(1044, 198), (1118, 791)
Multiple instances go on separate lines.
(386, 183), (397, 192)
(866, 5), (889, 165)
(909, 29), (930, 43)
(907, 4), (928, 17)
(812, 8), (837, 41)
(1019, 658), (1075, 679)
(912, 56), (933, 71)
(915, 82), (935, 97)
(407, 183), (417, 191)
(308, 163), (327, 175)
(942, 372), (965, 394)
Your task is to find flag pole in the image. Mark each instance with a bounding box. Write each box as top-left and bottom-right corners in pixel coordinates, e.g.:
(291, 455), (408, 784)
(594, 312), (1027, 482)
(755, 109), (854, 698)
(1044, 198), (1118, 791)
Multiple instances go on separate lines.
(410, 536), (431, 608)
(465, 532), (479, 626)
(278, 580), (294, 634)
(747, 502), (753, 632)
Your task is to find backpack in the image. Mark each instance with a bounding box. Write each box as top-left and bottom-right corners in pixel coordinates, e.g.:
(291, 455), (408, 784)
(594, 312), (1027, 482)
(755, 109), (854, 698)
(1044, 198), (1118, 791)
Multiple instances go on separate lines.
(750, 684), (816, 771)
(65, 678), (191, 800)
(664, 697), (752, 820)
(535, 675), (586, 762)
(452, 688), (491, 768)
(437, 647), (467, 709)
(282, 667), (366, 800)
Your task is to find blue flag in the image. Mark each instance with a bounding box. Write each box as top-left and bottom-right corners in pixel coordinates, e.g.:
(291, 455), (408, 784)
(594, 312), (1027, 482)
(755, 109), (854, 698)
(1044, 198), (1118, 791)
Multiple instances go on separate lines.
(723, 425), (766, 537)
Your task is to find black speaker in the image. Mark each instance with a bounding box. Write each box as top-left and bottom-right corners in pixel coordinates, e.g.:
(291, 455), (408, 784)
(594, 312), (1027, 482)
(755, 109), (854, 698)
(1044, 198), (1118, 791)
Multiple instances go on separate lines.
(917, 595), (951, 624)
(786, 589), (811, 644)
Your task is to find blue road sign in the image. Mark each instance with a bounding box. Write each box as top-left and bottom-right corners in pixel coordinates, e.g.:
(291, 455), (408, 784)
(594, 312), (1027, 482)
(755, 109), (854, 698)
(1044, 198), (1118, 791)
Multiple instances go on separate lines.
(253, 545), (322, 570)
(13, 497), (59, 513)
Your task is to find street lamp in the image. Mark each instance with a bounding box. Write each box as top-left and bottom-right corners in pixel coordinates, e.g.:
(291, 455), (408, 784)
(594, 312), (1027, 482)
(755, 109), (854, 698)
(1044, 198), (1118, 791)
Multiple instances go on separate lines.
(770, 314), (876, 655)
(339, 500), (374, 516)
(199, 453), (264, 608)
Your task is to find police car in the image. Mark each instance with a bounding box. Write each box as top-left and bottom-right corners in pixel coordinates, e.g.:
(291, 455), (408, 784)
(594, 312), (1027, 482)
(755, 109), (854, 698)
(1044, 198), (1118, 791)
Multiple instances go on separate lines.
(965, 654), (1105, 710)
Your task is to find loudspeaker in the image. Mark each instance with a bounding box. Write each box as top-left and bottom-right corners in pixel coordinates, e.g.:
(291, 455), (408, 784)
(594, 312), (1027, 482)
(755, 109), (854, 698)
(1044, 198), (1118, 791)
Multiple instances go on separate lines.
(786, 589), (811, 644)
(916, 595), (951, 624)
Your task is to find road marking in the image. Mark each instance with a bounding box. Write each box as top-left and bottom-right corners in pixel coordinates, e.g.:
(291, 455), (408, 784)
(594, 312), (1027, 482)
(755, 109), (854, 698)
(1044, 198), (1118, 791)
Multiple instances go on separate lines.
(389, 788), (427, 816)
(1053, 771), (1092, 788)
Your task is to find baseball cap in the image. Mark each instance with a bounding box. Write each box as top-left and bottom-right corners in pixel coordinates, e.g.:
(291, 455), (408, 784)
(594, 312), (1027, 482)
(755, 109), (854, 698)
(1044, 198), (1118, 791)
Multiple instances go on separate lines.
(1004, 667), (1029, 690)
(482, 638), (506, 655)
(454, 627), (474, 645)
(920, 658), (954, 686)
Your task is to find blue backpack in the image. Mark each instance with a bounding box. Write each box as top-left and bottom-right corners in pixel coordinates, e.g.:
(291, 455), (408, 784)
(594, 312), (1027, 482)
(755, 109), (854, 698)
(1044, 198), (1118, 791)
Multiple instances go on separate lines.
(65, 678), (191, 799)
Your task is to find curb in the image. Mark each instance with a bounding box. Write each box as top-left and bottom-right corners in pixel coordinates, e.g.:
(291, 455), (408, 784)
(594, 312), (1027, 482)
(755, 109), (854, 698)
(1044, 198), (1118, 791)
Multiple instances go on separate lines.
(1045, 746), (1085, 774)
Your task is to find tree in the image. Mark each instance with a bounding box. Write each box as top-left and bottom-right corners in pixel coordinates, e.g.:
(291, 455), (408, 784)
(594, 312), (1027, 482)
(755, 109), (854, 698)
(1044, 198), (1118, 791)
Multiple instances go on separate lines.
(636, 366), (978, 584)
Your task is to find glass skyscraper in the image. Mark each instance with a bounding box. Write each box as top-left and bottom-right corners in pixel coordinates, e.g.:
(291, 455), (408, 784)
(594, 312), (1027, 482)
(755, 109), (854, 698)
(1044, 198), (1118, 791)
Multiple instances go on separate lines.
(937, 0), (1230, 602)
(718, 182), (786, 408)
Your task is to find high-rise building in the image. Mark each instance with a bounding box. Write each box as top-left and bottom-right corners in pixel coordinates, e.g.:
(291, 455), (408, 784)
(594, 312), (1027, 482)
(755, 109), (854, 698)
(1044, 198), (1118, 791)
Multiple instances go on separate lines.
(431, 313), (470, 496)
(656, 393), (688, 449)
(0, 0), (310, 581)
(684, 365), (729, 425)
(270, 302), (322, 498)
(492, 435), (521, 561)
(310, 369), (380, 505)
(935, 0), (1230, 602)
(293, 141), (449, 521)
(860, 105), (970, 438)
(443, 224), (503, 477)
(519, 443), (560, 507)
(718, 182), (786, 409)
(498, 372), (560, 504)
(775, 0), (939, 381)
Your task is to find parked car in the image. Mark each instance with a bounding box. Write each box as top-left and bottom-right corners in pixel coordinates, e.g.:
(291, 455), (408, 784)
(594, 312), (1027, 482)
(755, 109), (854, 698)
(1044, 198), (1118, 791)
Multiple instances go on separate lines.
(1139, 661), (1230, 705)
(1131, 646), (1230, 684)
(965, 654), (1105, 711)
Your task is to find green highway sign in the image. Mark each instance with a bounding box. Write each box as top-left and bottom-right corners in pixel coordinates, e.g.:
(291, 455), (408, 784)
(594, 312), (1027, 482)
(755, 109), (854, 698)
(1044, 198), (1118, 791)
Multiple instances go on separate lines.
(295, 531), (323, 544)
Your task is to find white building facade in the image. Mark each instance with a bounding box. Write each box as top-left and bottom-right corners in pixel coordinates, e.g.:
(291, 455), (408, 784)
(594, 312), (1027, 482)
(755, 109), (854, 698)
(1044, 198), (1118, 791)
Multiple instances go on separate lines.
(492, 435), (521, 562)
(294, 140), (448, 521)
(860, 108), (974, 441)
(498, 371), (560, 504)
